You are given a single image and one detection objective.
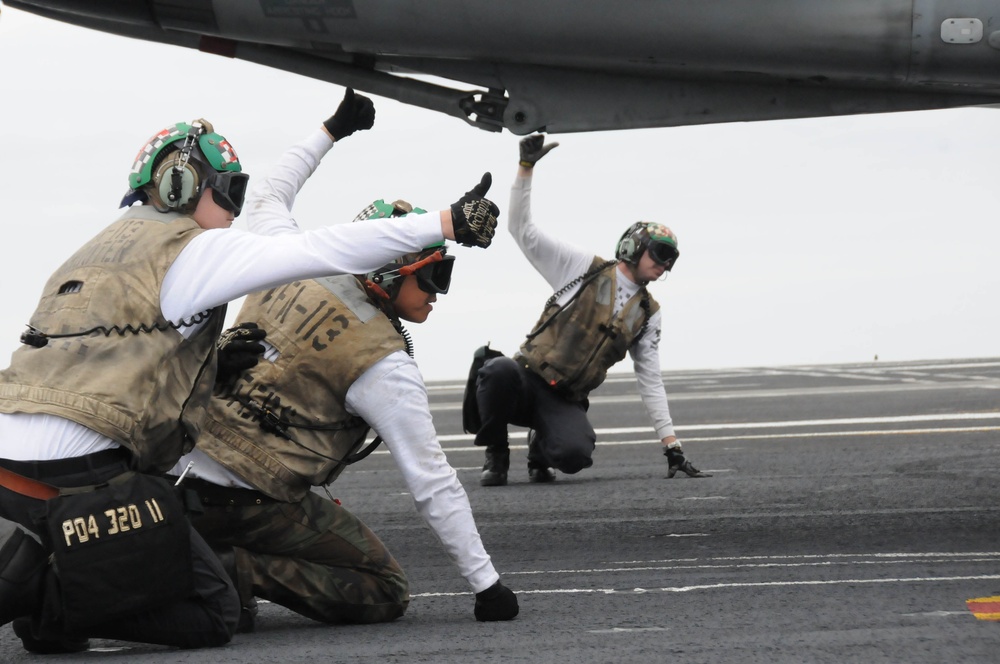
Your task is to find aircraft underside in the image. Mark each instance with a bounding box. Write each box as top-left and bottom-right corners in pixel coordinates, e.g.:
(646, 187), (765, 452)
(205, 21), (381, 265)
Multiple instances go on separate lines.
(6, 0), (1000, 133)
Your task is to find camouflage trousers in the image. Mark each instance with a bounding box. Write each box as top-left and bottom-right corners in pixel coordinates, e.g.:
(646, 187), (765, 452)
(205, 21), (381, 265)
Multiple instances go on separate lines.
(188, 490), (409, 624)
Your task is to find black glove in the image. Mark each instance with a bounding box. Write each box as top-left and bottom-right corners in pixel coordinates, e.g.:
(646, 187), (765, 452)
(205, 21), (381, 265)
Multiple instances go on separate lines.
(474, 580), (519, 621)
(450, 172), (499, 248)
(519, 134), (559, 168)
(216, 322), (267, 386)
(664, 445), (712, 478)
(323, 88), (376, 141)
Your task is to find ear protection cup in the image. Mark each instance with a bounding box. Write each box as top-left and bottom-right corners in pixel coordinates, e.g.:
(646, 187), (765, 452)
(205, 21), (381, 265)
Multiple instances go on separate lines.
(616, 224), (643, 263)
(153, 154), (200, 210)
(617, 237), (637, 262)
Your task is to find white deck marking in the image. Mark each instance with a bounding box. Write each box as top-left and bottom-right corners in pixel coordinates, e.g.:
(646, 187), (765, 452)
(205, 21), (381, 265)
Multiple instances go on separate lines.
(587, 627), (670, 633)
(413, 575), (1000, 598)
(431, 411), (1000, 444)
(505, 553), (1000, 576)
(412, 551), (1000, 599)
(379, 425), (1000, 456)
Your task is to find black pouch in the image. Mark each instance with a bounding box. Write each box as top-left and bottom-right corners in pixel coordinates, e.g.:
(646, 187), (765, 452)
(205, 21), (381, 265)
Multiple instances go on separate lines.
(44, 471), (194, 631)
(462, 343), (505, 435)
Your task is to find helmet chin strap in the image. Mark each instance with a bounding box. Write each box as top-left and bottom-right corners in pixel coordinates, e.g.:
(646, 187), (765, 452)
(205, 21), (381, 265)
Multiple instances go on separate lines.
(364, 279), (402, 323)
(365, 279), (391, 301)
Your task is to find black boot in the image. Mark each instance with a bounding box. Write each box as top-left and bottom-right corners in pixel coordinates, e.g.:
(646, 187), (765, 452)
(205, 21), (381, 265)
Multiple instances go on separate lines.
(480, 446), (510, 487)
(0, 528), (47, 626)
(12, 617), (89, 654)
(526, 430), (556, 483)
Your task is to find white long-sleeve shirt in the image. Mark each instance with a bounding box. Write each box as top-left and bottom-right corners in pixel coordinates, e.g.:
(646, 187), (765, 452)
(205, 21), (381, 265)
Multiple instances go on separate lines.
(0, 133), (446, 460)
(510, 172), (676, 440)
(172, 129), (499, 593)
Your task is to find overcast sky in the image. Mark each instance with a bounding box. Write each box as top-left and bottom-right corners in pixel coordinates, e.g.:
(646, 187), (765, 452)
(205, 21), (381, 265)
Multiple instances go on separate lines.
(1, 7), (998, 382)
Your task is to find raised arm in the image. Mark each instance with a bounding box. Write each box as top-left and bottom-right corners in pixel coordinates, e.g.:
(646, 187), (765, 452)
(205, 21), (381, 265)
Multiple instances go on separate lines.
(508, 136), (592, 290)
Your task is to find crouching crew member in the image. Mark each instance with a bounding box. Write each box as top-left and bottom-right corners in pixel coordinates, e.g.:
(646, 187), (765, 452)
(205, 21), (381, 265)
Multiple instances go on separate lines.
(467, 135), (710, 486)
(165, 112), (515, 627)
(0, 88), (499, 653)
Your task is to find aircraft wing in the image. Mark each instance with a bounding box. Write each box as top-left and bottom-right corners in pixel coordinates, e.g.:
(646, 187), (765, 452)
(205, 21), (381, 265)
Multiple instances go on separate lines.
(6, 0), (1000, 134)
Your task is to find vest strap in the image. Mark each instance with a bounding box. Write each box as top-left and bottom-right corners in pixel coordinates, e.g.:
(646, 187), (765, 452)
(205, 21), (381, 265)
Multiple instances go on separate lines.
(0, 448), (130, 500)
(0, 466), (58, 500)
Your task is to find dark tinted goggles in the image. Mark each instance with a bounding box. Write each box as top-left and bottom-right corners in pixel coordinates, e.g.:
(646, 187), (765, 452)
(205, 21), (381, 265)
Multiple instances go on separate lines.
(414, 255), (455, 294)
(648, 241), (680, 269)
(205, 171), (249, 217)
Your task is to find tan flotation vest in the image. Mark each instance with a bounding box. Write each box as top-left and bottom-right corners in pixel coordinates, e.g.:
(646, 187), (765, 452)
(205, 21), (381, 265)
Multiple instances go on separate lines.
(198, 275), (406, 502)
(0, 207), (223, 473)
(517, 257), (660, 402)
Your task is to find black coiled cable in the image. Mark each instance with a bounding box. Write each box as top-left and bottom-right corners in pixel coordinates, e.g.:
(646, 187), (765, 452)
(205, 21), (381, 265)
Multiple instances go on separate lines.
(393, 319), (414, 358)
(20, 311), (213, 348)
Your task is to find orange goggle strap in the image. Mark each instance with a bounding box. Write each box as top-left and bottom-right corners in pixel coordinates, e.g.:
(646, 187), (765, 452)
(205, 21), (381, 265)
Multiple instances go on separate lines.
(398, 250), (445, 276)
(367, 249), (449, 299)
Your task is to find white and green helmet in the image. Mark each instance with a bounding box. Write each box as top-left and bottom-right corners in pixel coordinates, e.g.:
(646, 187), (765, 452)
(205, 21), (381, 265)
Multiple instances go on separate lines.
(127, 120), (242, 190)
(121, 119), (247, 214)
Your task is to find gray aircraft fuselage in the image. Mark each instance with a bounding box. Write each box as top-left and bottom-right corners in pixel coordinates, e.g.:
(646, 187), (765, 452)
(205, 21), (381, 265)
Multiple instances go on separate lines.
(6, 0), (1000, 133)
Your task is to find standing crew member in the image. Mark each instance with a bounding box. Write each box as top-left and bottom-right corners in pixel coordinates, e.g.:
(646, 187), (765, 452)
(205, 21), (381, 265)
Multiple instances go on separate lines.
(0, 88), (499, 653)
(467, 135), (709, 486)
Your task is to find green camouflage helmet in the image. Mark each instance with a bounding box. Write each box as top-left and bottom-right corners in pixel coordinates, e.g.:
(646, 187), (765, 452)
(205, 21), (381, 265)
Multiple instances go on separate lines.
(615, 221), (680, 270)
